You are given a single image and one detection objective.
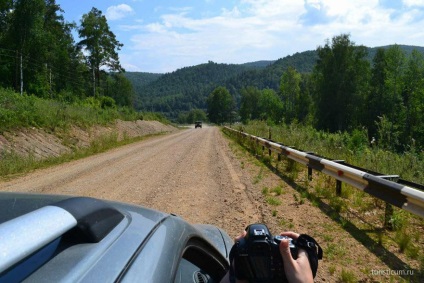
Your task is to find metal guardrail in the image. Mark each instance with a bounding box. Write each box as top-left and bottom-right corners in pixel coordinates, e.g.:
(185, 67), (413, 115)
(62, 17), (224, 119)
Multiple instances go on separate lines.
(224, 126), (424, 219)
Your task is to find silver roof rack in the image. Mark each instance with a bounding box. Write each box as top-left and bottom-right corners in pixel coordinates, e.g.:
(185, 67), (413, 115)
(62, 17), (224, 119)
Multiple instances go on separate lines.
(0, 206), (76, 272)
(0, 197), (124, 273)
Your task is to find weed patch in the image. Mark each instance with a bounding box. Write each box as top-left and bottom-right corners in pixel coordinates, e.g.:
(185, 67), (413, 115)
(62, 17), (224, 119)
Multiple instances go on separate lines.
(340, 269), (357, 283)
(266, 197), (281, 206)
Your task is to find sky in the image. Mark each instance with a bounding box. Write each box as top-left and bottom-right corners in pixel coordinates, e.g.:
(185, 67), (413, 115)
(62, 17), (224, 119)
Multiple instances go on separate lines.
(56, 0), (424, 73)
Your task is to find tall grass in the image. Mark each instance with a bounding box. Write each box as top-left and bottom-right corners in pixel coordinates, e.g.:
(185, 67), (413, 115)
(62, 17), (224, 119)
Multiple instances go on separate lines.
(238, 120), (424, 184)
(0, 88), (143, 133)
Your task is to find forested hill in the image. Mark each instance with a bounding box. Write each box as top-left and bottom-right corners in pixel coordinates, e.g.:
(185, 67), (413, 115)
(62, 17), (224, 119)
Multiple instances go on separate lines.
(127, 45), (424, 119)
(129, 61), (259, 117)
(124, 72), (163, 89)
(127, 51), (317, 117)
(224, 50), (318, 96)
(367, 44), (424, 60)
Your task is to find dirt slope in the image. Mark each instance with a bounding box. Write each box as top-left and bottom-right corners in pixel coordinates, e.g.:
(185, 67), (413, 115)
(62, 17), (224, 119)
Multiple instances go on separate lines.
(0, 120), (177, 159)
(0, 125), (419, 282)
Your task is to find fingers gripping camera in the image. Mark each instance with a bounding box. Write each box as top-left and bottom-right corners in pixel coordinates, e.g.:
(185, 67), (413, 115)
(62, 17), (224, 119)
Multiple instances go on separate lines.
(229, 223), (322, 283)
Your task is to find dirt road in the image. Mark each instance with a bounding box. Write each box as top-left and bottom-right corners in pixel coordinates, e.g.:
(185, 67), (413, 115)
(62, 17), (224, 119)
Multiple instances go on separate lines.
(0, 126), (260, 236)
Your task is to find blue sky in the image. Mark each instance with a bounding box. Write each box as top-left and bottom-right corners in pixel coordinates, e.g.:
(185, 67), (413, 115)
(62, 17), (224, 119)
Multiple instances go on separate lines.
(56, 0), (424, 73)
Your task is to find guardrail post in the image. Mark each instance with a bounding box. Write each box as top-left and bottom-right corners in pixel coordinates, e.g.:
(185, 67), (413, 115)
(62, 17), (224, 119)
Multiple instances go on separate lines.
(379, 175), (399, 229)
(308, 167), (313, 181)
(268, 128), (272, 157)
(336, 181), (342, 196)
(332, 160), (345, 196)
(306, 152), (315, 181)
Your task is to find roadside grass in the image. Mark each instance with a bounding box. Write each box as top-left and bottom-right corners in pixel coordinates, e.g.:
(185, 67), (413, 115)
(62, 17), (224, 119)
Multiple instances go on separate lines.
(223, 123), (424, 281)
(238, 120), (424, 184)
(0, 88), (144, 133)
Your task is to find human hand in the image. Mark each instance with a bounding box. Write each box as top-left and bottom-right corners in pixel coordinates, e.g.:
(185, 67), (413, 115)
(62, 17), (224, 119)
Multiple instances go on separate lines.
(279, 231), (314, 283)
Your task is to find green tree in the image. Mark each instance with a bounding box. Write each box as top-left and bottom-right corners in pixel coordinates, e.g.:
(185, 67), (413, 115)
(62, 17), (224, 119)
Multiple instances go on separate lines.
(297, 73), (313, 124)
(280, 67), (301, 123)
(6, 0), (46, 93)
(313, 34), (370, 132)
(42, 0), (83, 97)
(366, 48), (388, 138)
(239, 86), (261, 123)
(78, 7), (123, 96)
(0, 0), (12, 41)
(258, 88), (283, 124)
(187, 109), (207, 123)
(1, 0), (87, 98)
(207, 86), (235, 124)
(384, 45), (406, 148)
(105, 73), (135, 107)
(0, 0), (14, 87)
(402, 49), (424, 148)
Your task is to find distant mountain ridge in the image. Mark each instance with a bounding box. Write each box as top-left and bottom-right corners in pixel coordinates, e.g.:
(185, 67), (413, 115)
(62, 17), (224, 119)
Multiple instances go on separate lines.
(240, 60), (276, 68)
(125, 45), (424, 118)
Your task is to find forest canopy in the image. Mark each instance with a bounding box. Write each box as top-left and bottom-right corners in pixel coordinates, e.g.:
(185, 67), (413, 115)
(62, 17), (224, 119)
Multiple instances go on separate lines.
(0, 0), (133, 107)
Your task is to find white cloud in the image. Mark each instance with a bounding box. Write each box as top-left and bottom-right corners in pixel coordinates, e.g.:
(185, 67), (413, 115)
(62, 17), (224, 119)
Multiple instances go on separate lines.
(404, 0), (424, 7)
(221, 7), (241, 17)
(145, 22), (168, 33)
(122, 0), (424, 72)
(106, 4), (134, 21)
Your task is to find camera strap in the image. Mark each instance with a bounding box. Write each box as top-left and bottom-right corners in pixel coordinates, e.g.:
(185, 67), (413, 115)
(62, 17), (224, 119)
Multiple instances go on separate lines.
(295, 234), (323, 278)
(228, 244), (237, 283)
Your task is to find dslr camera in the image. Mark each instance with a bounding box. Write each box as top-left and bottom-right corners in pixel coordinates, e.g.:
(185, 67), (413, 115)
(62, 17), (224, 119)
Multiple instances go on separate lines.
(232, 223), (297, 283)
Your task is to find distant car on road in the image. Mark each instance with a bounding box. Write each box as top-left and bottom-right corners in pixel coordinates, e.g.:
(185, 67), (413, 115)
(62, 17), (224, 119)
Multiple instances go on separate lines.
(195, 121), (202, 128)
(0, 193), (232, 282)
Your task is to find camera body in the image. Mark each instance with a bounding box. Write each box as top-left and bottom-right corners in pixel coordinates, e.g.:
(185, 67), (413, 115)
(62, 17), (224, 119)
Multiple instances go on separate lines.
(233, 223), (297, 283)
